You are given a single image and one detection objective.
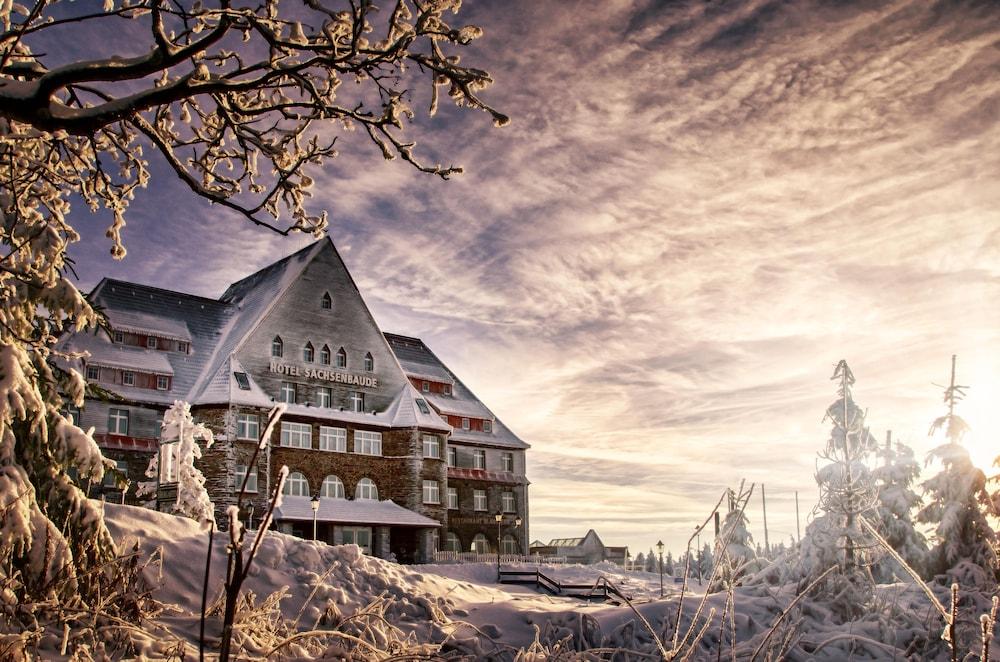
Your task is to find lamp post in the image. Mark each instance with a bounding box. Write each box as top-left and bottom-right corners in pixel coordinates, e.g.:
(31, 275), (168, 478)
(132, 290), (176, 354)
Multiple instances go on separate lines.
(695, 526), (702, 585)
(656, 540), (664, 598)
(311, 493), (320, 541)
(495, 513), (503, 581)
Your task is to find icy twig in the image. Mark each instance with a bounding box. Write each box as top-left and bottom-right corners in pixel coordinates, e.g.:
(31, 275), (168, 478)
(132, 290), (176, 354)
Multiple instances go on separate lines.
(948, 583), (958, 662)
(749, 565), (836, 662)
(680, 607), (716, 662)
(981, 595), (997, 662)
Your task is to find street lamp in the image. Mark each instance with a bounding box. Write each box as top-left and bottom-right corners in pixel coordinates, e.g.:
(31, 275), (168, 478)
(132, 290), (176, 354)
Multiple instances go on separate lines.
(515, 517), (522, 556)
(656, 540), (664, 598)
(311, 493), (320, 541)
(495, 513), (504, 581)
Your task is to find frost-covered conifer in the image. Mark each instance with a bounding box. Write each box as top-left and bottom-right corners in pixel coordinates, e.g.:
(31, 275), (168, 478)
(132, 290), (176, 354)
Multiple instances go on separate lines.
(871, 431), (928, 582)
(917, 356), (997, 582)
(711, 486), (760, 590)
(664, 550), (674, 575)
(158, 401), (216, 528)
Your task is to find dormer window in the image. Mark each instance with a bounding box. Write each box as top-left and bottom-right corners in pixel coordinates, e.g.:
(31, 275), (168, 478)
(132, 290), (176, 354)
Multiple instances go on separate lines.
(415, 399), (430, 415)
(336, 347), (347, 368)
(146, 336), (157, 349)
(421, 381), (429, 393)
(86, 365), (100, 381)
(234, 372), (251, 390)
(443, 384), (452, 395)
(156, 375), (170, 390)
(178, 341), (189, 354)
(364, 352), (374, 372)
(320, 344), (330, 365)
(483, 419), (493, 433)
(113, 330), (124, 343)
(123, 371), (135, 386)
(303, 342), (314, 363)
(321, 292), (332, 310)
(271, 336), (283, 358)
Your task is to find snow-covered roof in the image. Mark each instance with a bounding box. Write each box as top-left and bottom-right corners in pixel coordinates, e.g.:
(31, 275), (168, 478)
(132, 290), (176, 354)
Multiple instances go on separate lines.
(395, 359), (454, 385)
(549, 537), (585, 547)
(106, 309), (192, 342)
(385, 383), (451, 432)
(274, 495), (440, 527)
(383, 334), (529, 450)
(70, 332), (175, 375)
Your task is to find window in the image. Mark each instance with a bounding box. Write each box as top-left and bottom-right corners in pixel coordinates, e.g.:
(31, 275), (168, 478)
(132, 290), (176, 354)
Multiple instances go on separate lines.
(470, 533), (489, 554)
(484, 420), (493, 433)
(122, 370), (135, 386)
(422, 480), (440, 504)
(501, 534), (519, 555)
(319, 426), (346, 452)
(146, 336), (157, 349)
(280, 422), (311, 448)
(86, 365), (100, 380)
(445, 532), (461, 552)
(354, 430), (382, 456)
(234, 372), (250, 390)
(364, 352), (374, 372)
(303, 342), (314, 363)
(422, 434), (440, 459)
(279, 381), (296, 403)
(447, 487), (459, 510)
(321, 292), (332, 309)
(473, 489), (487, 511)
(283, 471), (309, 496)
(320, 344), (331, 365)
(67, 406), (81, 426)
(355, 478), (378, 500)
(235, 464), (258, 493)
(236, 413), (259, 440)
(156, 375), (169, 390)
(473, 450), (486, 470)
(415, 399), (430, 415)
(113, 330), (124, 343)
(501, 452), (514, 472)
(461, 417), (470, 430)
(336, 347), (347, 368)
(178, 341), (189, 354)
(447, 446), (457, 467)
(320, 475), (345, 498)
(108, 408), (129, 435)
(421, 381), (429, 393)
(349, 391), (364, 412)
(104, 460), (128, 488)
(271, 336), (283, 358)
(343, 526), (372, 553)
(443, 384), (452, 395)
(316, 387), (332, 408)
(502, 491), (516, 513)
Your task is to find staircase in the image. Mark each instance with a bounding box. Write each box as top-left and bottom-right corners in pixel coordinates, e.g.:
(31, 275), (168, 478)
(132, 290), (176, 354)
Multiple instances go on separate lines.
(498, 568), (631, 603)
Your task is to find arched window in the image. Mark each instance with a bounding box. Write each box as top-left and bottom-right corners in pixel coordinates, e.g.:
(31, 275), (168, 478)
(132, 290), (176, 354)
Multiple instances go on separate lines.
(445, 532), (462, 553)
(303, 342), (314, 363)
(364, 352), (374, 372)
(321, 292), (332, 310)
(282, 471), (309, 497)
(501, 534), (519, 555)
(319, 344), (331, 365)
(470, 533), (490, 554)
(336, 347), (347, 368)
(271, 336), (283, 358)
(355, 478), (378, 501)
(320, 475), (345, 499)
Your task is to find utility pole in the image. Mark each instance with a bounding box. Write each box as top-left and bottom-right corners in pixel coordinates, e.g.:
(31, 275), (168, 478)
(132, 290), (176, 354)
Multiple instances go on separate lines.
(761, 483), (770, 556)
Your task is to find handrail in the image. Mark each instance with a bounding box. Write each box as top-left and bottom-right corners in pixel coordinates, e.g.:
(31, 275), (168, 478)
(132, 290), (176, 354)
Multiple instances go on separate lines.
(498, 567), (630, 602)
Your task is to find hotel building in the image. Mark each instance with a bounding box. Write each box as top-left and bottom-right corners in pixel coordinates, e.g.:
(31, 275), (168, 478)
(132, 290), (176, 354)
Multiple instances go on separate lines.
(61, 238), (530, 562)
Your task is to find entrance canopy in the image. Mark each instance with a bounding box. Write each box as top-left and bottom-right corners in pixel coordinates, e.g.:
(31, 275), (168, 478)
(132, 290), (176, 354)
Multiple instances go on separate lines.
(274, 496), (440, 528)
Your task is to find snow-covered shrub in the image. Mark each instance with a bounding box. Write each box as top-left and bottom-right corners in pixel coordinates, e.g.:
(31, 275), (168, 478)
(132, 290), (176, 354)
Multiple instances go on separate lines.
(154, 401), (216, 528)
(870, 433), (928, 581)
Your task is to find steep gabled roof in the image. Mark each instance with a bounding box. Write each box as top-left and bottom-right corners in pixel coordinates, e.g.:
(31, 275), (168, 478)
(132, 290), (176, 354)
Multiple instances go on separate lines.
(384, 333), (529, 450)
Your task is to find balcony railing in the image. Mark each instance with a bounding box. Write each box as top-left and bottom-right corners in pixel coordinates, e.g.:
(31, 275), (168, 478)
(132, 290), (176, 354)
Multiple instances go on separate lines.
(431, 551), (569, 564)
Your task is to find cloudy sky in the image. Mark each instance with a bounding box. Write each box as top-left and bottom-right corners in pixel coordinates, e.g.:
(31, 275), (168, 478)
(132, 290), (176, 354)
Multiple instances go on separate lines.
(65, 0), (999, 555)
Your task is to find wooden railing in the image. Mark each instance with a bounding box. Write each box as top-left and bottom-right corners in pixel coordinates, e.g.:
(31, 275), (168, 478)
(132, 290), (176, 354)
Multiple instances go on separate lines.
(498, 568), (631, 602)
(431, 552), (568, 564)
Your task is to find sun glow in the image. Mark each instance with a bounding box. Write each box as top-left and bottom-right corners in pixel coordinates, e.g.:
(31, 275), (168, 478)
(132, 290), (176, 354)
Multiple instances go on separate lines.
(961, 382), (999, 476)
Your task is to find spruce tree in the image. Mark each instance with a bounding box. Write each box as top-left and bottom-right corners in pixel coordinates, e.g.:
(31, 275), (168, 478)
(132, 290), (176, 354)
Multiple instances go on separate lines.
(917, 356), (997, 582)
(871, 431), (927, 582)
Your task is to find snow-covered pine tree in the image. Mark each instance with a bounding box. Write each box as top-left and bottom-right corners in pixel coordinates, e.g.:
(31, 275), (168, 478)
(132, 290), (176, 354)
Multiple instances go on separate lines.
(634, 551), (645, 572)
(711, 485), (760, 590)
(917, 356), (997, 583)
(646, 549), (657, 573)
(664, 550), (674, 575)
(157, 401), (216, 528)
(799, 360), (879, 617)
(871, 430), (928, 582)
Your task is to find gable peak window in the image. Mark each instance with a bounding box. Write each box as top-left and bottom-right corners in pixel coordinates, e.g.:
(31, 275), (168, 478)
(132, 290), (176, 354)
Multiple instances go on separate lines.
(364, 352), (374, 372)
(113, 330), (124, 343)
(321, 292), (332, 309)
(146, 336), (157, 349)
(271, 336), (283, 358)
(303, 341), (315, 363)
(336, 347), (347, 368)
(320, 344), (331, 365)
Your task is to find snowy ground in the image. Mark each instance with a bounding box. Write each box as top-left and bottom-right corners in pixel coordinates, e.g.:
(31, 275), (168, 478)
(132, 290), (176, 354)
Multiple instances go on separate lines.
(100, 503), (992, 660)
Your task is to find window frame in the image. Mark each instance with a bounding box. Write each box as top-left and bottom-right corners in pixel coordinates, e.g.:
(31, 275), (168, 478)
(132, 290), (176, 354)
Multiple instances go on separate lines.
(86, 364), (100, 380)
(279, 381), (297, 404)
(354, 430), (382, 456)
(461, 417), (470, 430)
(156, 375), (169, 390)
(502, 491), (516, 513)
(303, 342), (314, 363)
(501, 452), (514, 472)
(349, 391), (364, 412)
(355, 477), (378, 500)
(234, 371), (251, 390)
(421, 381), (430, 393)
(146, 336), (157, 349)
(473, 489), (487, 512)
(422, 479), (440, 504)
(364, 352), (374, 372)
(321, 292), (332, 309)
(122, 370), (135, 386)
(320, 344), (331, 365)
(473, 449), (486, 470)
(235, 464), (258, 493)
(108, 408), (129, 435)
(318, 426), (346, 452)
(282, 471), (310, 497)
(316, 387), (332, 408)
(236, 413), (259, 441)
(113, 330), (124, 343)
(422, 434), (441, 459)
(336, 347), (347, 368)
(279, 421), (312, 449)
(320, 475), (345, 499)
(447, 487), (459, 509)
(271, 336), (283, 358)
(470, 533), (489, 554)
(447, 446), (457, 467)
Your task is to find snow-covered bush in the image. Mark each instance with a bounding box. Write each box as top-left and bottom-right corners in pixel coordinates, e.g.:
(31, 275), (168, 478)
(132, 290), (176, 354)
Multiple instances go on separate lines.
(870, 433), (928, 581)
